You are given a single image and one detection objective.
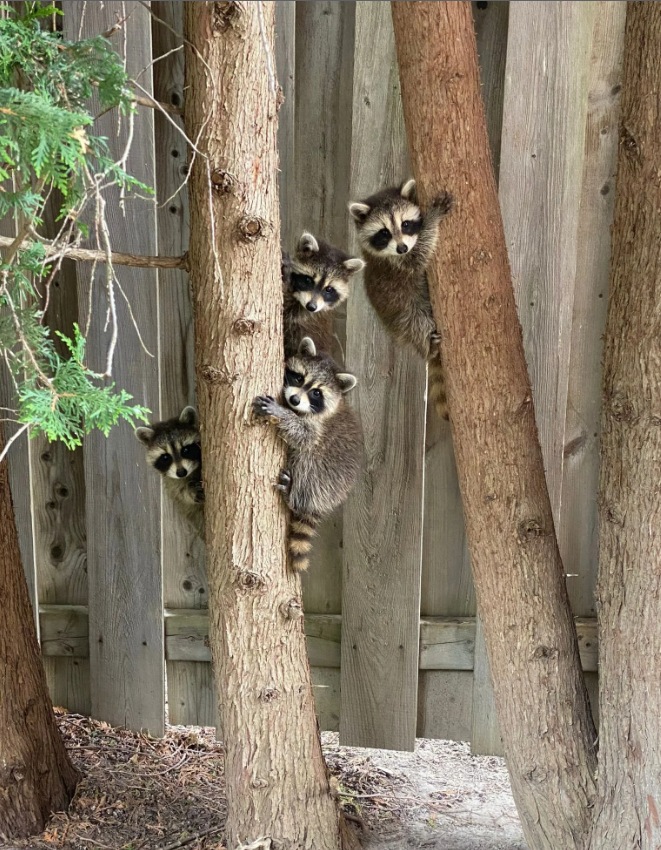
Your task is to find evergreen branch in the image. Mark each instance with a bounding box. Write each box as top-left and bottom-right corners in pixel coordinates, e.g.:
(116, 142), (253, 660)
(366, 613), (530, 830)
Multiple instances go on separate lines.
(0, 234), (188, 270)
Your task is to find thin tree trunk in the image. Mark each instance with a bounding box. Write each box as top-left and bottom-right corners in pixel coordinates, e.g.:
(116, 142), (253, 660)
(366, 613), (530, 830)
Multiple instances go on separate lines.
(392, 3), (597, 848)
(0, 426), (78, 838)
(590, 5), (661, 847)
(183, 4), (357, 848)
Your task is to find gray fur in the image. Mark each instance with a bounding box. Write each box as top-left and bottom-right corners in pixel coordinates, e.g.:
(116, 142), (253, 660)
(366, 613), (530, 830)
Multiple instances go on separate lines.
(253, 338), (363, 570)
(135, 407), (204, 537)
(349, 180), (453, 419)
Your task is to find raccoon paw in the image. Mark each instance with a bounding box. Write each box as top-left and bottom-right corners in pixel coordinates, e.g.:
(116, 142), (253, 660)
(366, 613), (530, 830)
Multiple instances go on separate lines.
(430, 331), (442, 347)
(252, 394), (278, 419)
(431, 191), (454, 217)
(276, 469), (292, 494)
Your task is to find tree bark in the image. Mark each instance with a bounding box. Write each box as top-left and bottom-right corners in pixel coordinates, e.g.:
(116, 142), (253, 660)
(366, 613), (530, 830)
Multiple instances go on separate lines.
(590, 5), (661, 847)
(183, 4), (357, 849)
(392, 3), (597, 849)
(0, 426), (78, 838)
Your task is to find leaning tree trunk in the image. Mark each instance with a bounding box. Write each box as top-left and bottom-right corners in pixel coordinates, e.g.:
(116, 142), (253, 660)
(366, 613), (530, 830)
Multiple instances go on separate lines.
(392, 3), (597, 849)
(183, 5), (357, 849)
(0, 427), (78, 838)
(590, 5), (661, 848)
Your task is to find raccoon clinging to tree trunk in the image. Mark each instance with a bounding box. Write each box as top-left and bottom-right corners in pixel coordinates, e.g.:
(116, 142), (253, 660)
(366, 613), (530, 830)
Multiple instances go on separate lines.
(349, 178), (453, 420)
(282, 232), (364, 357)
(252, 337), (363, 571)
(135, 407), (204, 537)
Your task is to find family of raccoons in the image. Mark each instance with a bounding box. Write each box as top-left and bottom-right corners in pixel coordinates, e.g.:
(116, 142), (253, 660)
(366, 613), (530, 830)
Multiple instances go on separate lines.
(136, 179), (453, 571)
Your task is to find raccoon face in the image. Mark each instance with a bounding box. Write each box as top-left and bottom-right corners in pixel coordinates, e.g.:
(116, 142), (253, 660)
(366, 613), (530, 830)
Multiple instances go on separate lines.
(289, 232), (364, 314)
(349, 179), (422, 259)
(135, 407), (201, 481)
(283, 338), (357, 418)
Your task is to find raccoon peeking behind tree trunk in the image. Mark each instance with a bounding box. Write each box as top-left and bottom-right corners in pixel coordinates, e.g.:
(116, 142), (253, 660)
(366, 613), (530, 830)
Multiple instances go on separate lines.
(349, 178), (453, 420)
(135, 407), (204, 538)
(282, 232), (364, 358)
(252, 337), (363, 572)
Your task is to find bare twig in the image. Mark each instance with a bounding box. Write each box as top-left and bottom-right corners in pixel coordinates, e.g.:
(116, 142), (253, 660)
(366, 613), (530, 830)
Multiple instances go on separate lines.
(0, 422), (30, 465)
(0, 234), (187, 270)
(134, 93), (182, 117)
(160, 825), (224, 850)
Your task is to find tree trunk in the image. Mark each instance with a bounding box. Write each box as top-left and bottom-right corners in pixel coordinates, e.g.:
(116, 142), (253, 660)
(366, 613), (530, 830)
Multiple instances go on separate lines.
(183, 4), (357, 848)
(590, 5), (661, 847)
(392, 3), (597, 848)
(0, 426), (78, 838)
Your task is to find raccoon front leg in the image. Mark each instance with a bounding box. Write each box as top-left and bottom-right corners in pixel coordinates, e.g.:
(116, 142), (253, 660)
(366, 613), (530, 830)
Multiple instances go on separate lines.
(276, 468), (292, 495)
(414, 191), (454, 270)
(252, 395), (317, 450)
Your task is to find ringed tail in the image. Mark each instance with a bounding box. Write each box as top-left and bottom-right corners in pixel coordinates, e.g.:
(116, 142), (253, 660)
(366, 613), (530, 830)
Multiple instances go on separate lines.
(289, 513), (319, 572)
(428, 351), (449, 421)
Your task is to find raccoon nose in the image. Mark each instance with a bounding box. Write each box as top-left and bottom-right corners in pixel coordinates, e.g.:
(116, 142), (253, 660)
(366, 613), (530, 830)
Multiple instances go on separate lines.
(289, 394), (301, 406)
(176, 467), (187, 478)
(305, 301), (317, 312)
(396, 243), (408, 255)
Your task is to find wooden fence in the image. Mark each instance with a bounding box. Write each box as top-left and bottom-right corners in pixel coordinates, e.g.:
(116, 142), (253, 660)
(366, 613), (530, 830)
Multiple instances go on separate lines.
(1, 1), (626, 754)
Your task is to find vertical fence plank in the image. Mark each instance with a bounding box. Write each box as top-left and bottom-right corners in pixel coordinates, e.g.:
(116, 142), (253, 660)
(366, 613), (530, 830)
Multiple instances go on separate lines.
(294, 1), (354, 615)
(151, 1), (212, 730)
(275, 0), (296, 251)
(559, 2), (626, 617)
(340, 1), (425, 752)
(467, 1), (510, 754)
(499, 1), (596, 521)
(63, 1), (164, 734)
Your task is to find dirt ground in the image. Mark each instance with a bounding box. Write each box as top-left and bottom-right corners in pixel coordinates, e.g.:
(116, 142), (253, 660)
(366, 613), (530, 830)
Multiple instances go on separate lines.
(3, 711), (526, 850)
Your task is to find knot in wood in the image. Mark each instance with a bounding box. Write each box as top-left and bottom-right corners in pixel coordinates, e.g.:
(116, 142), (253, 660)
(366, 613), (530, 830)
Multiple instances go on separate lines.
(532, 644), (558, 661)
(620, 124), (641, 163)
(280, 597), (303, 620)
(233, 317), (260, 336)
(201, 365), (238, 385)
(210, 168), (235, 193)
(238, 215), (269, 242)
(213, 1), (241, 32)
(470, 247), (491, 266)
(236, 569), (265, 591)
(259, 687), (280, 703)
(609, 392), (635, 423)
(517, 518), (546, 540)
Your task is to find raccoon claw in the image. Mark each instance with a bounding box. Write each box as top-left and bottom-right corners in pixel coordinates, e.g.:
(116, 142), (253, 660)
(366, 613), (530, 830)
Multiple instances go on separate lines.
(276, 469), (292, 494)
(431, 191), (454, 216)
(252, 395), (277, 419)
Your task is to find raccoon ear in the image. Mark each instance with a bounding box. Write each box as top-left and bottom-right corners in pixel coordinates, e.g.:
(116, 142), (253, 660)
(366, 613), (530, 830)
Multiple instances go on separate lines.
(179, 406), (198, 427)
(348, 202), (370, 223)
(343, 257), (365, 274)
(298, 231), (319, 254)
(336, 373), (357, 394)
(135, 426), (155, 445)
(298, 337), (317, 357)
(400, 178), (416, 200)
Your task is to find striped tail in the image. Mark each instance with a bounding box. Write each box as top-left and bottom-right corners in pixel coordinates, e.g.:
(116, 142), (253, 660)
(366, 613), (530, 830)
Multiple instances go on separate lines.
(428, 350), (449, 421)
(289, 513), (319, 572)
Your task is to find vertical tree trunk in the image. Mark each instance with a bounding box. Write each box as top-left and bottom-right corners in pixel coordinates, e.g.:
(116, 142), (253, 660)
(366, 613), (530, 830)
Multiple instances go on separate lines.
(0, 427), (78, 838)
(183, 4), (356, 848)
(590, 5), (661, 847)
(392, 3), (597, 849)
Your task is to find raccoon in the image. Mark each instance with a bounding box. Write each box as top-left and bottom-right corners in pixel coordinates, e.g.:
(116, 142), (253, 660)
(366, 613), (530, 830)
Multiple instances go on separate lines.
(252, 337), (363, 572)
(349, 178), (453, 420)
(135, 406), (204, 537)
(282, 232), (365, 357)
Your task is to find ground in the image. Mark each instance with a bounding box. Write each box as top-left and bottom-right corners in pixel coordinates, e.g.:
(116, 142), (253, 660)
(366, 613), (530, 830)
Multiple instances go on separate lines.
(2, 711), (526, 850)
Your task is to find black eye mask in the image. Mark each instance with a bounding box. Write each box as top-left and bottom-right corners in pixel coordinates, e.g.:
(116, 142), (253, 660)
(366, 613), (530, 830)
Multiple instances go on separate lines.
(370, 228), (391, 250)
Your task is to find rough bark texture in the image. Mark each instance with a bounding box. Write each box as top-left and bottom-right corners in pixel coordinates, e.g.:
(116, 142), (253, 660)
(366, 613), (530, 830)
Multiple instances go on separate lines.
(392, 3), (597, 848)
(183, 4), (356, 849)
(0, 427), (78, 838)
(591, 5), (661, 847)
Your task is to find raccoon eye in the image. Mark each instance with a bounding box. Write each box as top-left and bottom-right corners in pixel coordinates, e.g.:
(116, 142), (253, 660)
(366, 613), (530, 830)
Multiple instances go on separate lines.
(401, 220), (412, 233)
(377, 228), (390, 239)
(181, 443), (201, 461)
(154, 452), (172, 472)
(324, 286), (336, 296)
(309, 388), (322, 400)
(291, 272), (315, 292)
(285, 368), (304, 387)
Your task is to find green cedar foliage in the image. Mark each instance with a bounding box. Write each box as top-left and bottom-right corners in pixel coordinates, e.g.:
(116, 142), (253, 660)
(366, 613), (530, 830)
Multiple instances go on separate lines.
(0, 2), (151, 450)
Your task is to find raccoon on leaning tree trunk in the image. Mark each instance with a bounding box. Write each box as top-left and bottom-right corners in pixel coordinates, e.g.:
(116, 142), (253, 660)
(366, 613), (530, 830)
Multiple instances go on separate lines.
(349, 178), (453, 420)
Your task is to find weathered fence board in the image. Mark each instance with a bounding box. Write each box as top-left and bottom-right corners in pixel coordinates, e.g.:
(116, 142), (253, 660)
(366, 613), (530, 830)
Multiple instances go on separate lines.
(64, 0), (164, 735)
(340, 1), (425, 752)
(558, 2), (626, 617)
